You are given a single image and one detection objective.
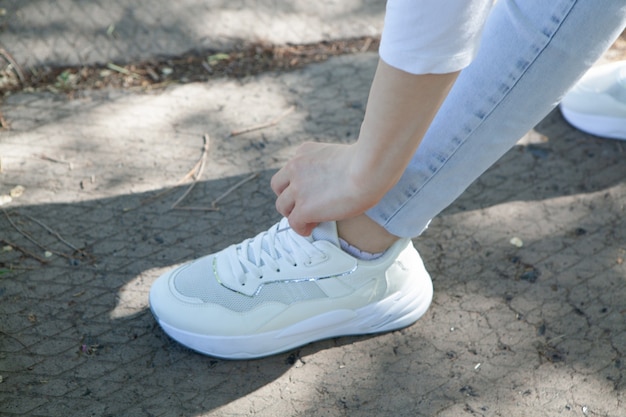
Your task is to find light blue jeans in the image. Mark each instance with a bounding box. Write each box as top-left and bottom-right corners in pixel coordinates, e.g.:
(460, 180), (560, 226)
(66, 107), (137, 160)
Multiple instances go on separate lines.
(367, 0), (626, 238)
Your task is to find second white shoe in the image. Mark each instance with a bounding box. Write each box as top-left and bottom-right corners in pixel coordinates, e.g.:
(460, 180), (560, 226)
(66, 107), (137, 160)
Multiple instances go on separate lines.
(560, 61), (626, 140)
(149, 218), (433, 359)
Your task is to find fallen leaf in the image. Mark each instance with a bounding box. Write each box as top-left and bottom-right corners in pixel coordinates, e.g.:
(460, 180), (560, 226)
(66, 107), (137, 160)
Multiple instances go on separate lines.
(207, 53), (230, 65)
(10, 185), (24, 198)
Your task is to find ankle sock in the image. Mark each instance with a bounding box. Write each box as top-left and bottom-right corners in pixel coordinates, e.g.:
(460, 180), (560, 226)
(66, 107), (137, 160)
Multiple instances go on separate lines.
(310, 221), (384, 260)
(339, 238), (384, 260)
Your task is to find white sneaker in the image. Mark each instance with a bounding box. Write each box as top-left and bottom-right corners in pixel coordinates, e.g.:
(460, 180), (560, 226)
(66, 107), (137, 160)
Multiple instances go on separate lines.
(149, 218), (433, 359)
(560, 61), (626, 140)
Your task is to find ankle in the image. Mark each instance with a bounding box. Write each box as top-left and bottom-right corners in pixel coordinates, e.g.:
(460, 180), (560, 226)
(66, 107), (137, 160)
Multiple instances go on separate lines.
(339, 238), (384, 260)
(336, 215), (399, 254)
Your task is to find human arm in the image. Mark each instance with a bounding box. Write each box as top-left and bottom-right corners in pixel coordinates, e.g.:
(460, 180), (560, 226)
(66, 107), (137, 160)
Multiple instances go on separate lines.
(271, 0), (492, 236)
(271, 59), (459, 236)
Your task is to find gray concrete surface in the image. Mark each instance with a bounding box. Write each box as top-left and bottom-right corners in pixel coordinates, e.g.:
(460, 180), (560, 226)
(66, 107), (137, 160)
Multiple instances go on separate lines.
(0, 0), (384, 67)
(1, 2), (625, 417)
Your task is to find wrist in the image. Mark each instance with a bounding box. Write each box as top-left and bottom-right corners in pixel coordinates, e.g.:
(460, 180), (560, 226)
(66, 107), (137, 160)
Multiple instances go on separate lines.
(348, 140), (403, 206)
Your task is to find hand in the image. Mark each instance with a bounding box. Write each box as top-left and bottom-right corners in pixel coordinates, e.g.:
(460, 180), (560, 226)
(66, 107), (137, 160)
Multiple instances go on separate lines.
(270, 142), (387, 236)
(270, 60), (460, 236)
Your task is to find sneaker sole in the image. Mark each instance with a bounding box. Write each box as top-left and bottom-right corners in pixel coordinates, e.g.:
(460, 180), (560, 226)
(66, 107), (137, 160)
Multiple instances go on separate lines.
(561, 106), (626, 141)
(152, 258), (433, 359)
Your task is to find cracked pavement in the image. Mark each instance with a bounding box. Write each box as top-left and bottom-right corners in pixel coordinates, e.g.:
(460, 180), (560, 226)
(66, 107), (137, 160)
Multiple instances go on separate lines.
(1, 1), (625, 416)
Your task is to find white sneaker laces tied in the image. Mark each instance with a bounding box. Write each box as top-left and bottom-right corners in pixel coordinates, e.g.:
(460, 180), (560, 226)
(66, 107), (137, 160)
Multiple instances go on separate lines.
(226, 218), (326, 286)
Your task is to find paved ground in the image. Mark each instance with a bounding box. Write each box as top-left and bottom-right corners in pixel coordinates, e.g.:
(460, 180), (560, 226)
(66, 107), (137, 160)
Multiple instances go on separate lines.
(0, 0), (384, 67)
(1, 2), (625, 417)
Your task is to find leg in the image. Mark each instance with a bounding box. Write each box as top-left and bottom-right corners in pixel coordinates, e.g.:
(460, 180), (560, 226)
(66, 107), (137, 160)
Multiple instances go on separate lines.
(367, 0), (626, 238)
(337, 214), (399, 254)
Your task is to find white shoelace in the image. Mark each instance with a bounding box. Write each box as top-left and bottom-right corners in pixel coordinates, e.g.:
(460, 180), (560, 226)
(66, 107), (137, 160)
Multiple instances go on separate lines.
(225, 218), (327, 287)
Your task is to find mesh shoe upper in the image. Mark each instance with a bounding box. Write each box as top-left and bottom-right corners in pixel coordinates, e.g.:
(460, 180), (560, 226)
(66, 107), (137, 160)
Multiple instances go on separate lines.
(150, 219), (383, 335)
(171, 256), (330, 313)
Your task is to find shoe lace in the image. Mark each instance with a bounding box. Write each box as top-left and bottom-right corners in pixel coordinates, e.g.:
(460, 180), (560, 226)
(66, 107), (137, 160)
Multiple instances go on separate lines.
(225, 218), (327, 287)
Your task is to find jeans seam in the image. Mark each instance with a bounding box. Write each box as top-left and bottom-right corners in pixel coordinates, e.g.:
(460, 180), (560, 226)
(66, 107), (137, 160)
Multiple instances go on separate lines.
(381, 0), (579, 232)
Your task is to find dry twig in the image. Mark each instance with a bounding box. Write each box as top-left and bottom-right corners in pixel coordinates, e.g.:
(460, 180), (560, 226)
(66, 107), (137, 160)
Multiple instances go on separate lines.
(2, 210), (80, 261)
(0, 329), (35, 355)
(20, 213), (84, 255)
(38, 154), (73, 169)
(140, 134), (210, 206)
(1, 238), (49, 264)
(170, 134), (210, 209)
(0, 111), (9, 130)
(210, 172), (259, 209)
(3, 210), (48, 251)
(360, 37), (373, 53)
(170, 206), (219, 212)
(106, 62), (141, 79)
(229, 106), (295, 137)
(174, 172), (259, 211)
(142, 113), (271, 211)
(0, 46), (25, 85)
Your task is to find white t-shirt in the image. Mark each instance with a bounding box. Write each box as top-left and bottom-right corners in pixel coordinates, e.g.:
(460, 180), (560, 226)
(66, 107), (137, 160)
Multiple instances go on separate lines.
(380, 0), (493, 74)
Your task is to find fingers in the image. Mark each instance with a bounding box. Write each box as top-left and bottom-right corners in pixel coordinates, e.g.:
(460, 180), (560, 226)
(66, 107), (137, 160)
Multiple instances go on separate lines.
(297, 221), (319, 237)
(287, 207), (318, 237)
(270, 167), (289, 197)
(274, 186), (295, 218)
(273, 183), (318, 236)
(271, 142), (320, 196)
(271, 142), (327, 236)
